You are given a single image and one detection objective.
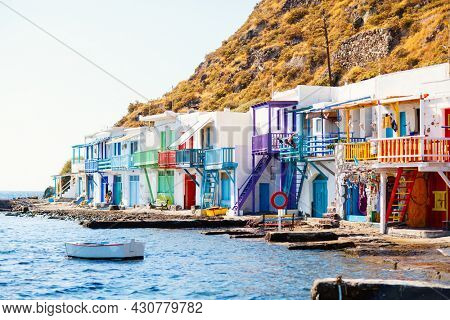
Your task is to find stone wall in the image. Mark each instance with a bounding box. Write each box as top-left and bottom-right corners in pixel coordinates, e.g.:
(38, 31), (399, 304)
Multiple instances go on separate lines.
(333, 28), (399, 69)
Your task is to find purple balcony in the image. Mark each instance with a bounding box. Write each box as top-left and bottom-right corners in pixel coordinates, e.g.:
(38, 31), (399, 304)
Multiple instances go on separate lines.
(252, 133), (292, 155)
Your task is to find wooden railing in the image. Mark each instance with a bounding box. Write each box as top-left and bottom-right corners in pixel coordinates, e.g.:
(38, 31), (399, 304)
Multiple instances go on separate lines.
(204, 147), (236, 170)
(344, 142), (377, 161)
(377, 136), (450, 163)
(132, 149), (159, 167)
(111, 154), (135, 170)
(158, 150), (177, 168)
(176, 149), (204, 167)
(252, 133), (292, 154)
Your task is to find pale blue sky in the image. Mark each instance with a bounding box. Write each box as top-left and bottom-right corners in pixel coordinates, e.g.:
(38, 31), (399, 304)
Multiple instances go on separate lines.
(0, 0), (259, 191)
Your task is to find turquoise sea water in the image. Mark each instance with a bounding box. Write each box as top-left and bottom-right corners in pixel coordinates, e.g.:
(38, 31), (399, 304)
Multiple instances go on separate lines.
(0, 213), (434, 300)
(0, 191), (42, 200)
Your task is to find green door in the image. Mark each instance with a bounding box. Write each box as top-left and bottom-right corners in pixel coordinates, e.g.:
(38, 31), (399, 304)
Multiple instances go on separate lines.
(113, 176), (122, 205)
(312, 175), (328, 218)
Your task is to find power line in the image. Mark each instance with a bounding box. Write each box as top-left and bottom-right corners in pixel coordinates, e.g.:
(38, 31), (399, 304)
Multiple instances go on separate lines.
(0, 0), (150, 102)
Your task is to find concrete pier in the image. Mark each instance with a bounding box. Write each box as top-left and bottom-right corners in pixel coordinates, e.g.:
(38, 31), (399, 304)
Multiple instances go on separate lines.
(265, 231), (339, 243)
(311, 278), (450, 300)
(82, 219), (248, 229)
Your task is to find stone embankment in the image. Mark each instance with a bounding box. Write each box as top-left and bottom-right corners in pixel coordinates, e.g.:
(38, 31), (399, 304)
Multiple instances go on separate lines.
(311, 278), (450, 300)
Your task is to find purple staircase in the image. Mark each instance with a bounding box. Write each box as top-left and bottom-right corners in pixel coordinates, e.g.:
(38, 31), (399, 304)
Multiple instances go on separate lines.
(232, 155), (272, 212)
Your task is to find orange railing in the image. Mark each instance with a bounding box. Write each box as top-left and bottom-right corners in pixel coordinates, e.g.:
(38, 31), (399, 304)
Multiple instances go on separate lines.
(377, 136), (450, 163)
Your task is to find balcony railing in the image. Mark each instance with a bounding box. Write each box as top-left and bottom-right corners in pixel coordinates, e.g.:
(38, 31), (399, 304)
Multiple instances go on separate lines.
(85, 159), (98, 173)
(176, 149), (204, 168)
(204, 147), (236, 170)
(279, 134), (365, 161)
(252, 133), (292, 155)
(98, 158), (111, 171)
(158, 150), (177, 168)
(344, 142), (377, 161)
(111, 154), (135, 170)
(377, 136), (450, 163)
(132, 149), (159, 167)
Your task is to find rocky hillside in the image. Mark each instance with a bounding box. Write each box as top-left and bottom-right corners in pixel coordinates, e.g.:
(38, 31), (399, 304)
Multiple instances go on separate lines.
(118, 0), (449, 127)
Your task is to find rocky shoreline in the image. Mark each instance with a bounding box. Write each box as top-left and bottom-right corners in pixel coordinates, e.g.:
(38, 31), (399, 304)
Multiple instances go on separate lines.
(2, 198), (450, 283)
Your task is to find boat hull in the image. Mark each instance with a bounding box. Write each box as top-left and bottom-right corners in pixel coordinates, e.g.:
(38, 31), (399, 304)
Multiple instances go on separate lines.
(65, 241), (145, 260)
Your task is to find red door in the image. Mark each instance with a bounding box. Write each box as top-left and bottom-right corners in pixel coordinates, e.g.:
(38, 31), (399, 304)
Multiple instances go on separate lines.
(184, 174), (196, 209)
(444, 109), (450, 138)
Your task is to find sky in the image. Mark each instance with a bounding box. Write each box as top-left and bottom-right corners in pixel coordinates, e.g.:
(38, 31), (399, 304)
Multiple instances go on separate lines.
(0, 0), (259, 191)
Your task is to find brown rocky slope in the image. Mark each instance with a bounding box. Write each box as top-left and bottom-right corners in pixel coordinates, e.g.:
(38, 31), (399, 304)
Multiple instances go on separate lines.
(118, 0), (449, 127)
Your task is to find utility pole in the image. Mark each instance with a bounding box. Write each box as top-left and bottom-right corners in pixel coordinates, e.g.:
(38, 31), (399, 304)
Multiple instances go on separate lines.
(322, 10), (332, 86)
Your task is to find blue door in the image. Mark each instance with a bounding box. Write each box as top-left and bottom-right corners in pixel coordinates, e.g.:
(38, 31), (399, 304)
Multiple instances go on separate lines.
(259, 183), (270, 213)
(113, 176), (122, 205)
(312, 175), (328, 217)
(220, 173), (231, 207)
(129, 175), (139, 207)
(345, 182), (361, 217)
(400, 112), (407, 137)
(101, 176), (108, 202)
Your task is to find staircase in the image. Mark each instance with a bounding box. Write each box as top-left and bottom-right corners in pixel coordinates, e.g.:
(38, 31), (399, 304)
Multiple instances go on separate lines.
(386, 168), (418, 223)
(201, 170), (219, 209)
(283, 161), (307, 209)
(232, 155), (272, 212)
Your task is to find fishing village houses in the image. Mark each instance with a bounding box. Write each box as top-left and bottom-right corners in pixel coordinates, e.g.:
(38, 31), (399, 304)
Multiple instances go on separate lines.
(53, 63), (450, 236)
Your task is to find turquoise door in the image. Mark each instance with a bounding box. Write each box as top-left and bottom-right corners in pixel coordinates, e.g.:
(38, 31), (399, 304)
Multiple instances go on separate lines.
(312, 175), (328, 218)
(259, 183), (270, 213)
(129, 175), (139, 207)
(220, 173), (231, 207)
(400, 112), (407, 137)
(113, 176), (122, 205)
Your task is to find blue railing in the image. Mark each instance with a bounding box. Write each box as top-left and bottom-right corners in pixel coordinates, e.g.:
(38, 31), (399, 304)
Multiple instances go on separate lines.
(98, 158), (112, 171)
(111, 155), (135, 171)
(204, 148), (237, 170)
(85, 159), (98, 173)
(280, 133), (366, 160)
(176, 149), (204, 167)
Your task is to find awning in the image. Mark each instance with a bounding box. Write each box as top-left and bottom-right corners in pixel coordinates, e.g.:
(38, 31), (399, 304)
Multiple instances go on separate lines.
(73, 137), (110, 148)
(106, 132), (140, 145)
(380, 95), (421, 105)
(168, 114), (213, 149)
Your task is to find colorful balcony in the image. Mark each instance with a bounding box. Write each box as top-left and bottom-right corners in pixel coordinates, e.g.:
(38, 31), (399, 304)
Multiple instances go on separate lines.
(132, 149), (159, 168)
(85, 159), (98, 173)
(204, 147), (237, 170)
(176, 149), (204, 168)
(111, 154), (135, 171)
(377, 136), (450, 163)
(344, 142), (377, 162)
(252, 133), (292, 155)
(98, 158), (111, 171)
(158, 150), (177, 168)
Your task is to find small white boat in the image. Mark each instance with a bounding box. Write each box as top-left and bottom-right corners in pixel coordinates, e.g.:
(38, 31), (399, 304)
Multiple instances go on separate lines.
(65, 239), (145, 260)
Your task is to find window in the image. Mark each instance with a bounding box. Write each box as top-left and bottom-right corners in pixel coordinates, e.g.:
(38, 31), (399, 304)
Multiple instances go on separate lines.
(433, 191), (447, 212)
(160, 131), (166, 150)
(276, 109), (281, 130)
(114, 143), (121, 156)
(130, 141), (138, 154)
(314, 118), (323, 135)
(292, 107), (297, 132)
